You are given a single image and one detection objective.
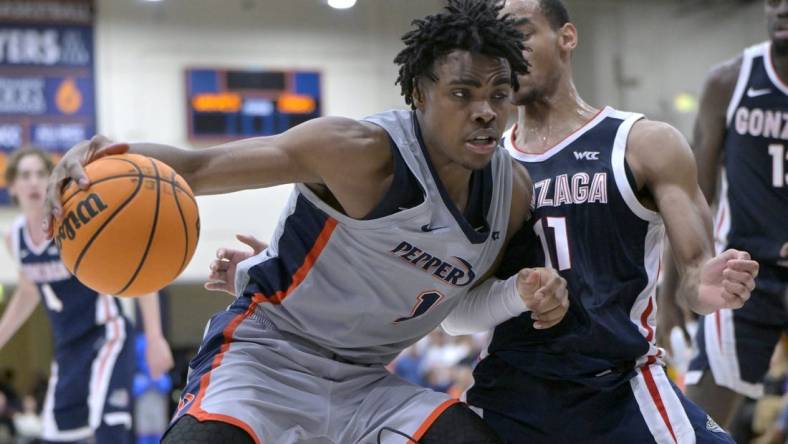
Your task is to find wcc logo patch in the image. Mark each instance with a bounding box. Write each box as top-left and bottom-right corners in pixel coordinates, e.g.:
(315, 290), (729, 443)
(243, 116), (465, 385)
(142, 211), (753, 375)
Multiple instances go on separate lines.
(573, 151), (600, 160)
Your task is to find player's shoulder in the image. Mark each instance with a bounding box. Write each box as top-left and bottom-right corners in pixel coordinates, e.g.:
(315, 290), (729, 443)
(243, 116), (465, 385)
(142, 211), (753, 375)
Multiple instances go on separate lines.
(509, 158), (532, 226)
(510, 157), (532, 190)
(627, 119), (692, 182)
(297, 116), (388, 148)
(703, 53), (744, 96)
(629, 119), (686, 148)
(293, 116), (392, 171)
(4, 215), (25, 251)
(2, 218), (21, 257)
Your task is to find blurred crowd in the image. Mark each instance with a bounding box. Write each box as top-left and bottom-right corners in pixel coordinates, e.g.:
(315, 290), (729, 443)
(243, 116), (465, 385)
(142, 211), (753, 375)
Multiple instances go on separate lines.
(388, 330), (488, 400)
(0, 369), (46, 444)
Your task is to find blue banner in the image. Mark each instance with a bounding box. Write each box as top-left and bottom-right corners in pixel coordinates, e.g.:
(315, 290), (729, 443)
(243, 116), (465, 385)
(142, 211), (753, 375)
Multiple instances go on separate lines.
(0, 0), (94, 204)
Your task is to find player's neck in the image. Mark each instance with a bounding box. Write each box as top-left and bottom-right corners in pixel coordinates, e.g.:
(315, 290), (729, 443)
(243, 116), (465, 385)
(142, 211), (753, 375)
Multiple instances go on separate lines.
(417, 116), (473, 212)
(514, 82), (598, 154)
(771, 43), (788, 82)
(433, 163), (472, 212)
(24, 209), (47, 245)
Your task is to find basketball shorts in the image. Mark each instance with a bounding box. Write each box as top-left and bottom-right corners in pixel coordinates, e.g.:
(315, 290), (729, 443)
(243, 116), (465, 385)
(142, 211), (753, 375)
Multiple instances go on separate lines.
(467, 354), (733, 444)
(171, 296), (457, 444)
(686, 265), (788, 398)
(42, 317), (135, 444)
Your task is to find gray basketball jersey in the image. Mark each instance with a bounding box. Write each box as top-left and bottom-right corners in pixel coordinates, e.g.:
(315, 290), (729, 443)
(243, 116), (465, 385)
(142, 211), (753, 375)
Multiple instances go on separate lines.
(234, 109), (512, 364)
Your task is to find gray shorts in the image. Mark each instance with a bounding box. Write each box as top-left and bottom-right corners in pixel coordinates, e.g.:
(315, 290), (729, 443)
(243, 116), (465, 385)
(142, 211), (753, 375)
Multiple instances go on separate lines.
(172, 298), (455, 444)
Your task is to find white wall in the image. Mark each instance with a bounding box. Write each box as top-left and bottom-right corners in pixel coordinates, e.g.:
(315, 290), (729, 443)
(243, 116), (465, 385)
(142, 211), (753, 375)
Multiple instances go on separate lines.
(0, 0), (442, 283)
(566, 0), (765, 136)
(0, 0), (770, 284)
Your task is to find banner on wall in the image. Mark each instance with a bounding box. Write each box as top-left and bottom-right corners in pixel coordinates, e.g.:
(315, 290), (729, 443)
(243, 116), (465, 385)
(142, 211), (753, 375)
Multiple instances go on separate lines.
(0, 0), (95, 204)
(186, 68), (322, 140)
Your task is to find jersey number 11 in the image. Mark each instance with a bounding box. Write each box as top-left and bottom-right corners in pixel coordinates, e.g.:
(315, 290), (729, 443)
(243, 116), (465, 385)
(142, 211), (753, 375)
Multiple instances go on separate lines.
(533, 217), (572, 271)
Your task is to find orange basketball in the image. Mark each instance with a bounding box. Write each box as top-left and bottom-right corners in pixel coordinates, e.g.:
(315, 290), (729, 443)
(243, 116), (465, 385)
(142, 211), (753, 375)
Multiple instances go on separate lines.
(54, 153), (200, 297)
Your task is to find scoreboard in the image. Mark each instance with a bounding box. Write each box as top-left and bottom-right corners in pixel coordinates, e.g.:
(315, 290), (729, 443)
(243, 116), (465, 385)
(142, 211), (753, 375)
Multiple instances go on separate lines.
(186, 68), (321, 140)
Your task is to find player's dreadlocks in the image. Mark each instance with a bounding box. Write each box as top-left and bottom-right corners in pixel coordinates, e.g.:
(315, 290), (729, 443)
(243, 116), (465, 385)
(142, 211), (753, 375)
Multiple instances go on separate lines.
(394, 0), (529, 109)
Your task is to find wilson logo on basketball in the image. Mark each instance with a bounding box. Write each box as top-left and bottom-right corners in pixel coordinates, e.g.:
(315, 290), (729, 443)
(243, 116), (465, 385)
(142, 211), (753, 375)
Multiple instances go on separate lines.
(55, 193), (108, 246)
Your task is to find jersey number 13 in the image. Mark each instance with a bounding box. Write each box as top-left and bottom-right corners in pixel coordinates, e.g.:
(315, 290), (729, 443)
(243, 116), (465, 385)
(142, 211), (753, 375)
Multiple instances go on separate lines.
(769, 143), (788, 188)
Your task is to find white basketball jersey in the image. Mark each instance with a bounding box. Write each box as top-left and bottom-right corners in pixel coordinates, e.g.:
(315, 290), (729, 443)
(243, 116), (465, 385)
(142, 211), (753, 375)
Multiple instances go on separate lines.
(235, 109), (513, 364)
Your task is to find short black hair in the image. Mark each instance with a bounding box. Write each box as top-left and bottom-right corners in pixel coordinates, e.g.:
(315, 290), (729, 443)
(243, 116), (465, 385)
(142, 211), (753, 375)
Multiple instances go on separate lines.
(394, 0), (529, 109)
(539, 0), (570, 30)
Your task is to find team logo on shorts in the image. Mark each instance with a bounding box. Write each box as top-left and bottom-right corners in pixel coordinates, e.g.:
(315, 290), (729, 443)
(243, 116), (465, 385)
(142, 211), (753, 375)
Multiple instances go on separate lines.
(705, 415), (725, 433)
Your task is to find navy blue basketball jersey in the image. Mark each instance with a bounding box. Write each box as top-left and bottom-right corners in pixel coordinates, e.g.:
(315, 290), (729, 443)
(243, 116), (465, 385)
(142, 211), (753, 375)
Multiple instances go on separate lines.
(485, 107), (665, 388)
(717, 41), (788, 271)
(10, 215), (123, 349)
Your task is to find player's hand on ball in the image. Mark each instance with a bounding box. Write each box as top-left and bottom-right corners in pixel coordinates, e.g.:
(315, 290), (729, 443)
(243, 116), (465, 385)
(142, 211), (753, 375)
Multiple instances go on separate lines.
(205, 234), (268, 295)
(44, 134), (128, 236)
(699, 249), (759, 310)
(516, 268), (568, 329)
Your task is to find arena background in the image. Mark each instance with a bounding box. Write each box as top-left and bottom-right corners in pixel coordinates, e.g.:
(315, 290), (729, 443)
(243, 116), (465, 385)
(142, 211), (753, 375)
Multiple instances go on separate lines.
(0, 0), (769, 439)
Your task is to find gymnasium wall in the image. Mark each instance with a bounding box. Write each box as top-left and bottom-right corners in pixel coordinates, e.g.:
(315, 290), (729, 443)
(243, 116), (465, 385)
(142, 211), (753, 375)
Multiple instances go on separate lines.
(0, 0), (767, 287)
(571, 0), (765, 136)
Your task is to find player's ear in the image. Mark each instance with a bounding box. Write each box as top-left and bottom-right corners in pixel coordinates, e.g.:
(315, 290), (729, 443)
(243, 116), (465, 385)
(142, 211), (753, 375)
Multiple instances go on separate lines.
(412, 79), (425, 110)
(558, 22), (577, 52)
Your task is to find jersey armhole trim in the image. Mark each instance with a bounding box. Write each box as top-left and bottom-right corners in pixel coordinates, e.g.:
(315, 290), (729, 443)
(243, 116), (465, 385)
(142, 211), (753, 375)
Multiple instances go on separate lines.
(611, 114), (661, 223)
(726, 44), (759, 126)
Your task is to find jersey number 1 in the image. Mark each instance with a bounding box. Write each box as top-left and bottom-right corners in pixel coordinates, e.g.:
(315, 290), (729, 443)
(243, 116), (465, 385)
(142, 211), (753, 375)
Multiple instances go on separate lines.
(533, 217), (572, 271)
(41, 283), (64, 312)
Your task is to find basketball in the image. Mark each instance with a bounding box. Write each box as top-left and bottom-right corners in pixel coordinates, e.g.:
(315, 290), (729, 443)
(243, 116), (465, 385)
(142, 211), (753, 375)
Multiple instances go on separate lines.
(53, 153), (200, 297)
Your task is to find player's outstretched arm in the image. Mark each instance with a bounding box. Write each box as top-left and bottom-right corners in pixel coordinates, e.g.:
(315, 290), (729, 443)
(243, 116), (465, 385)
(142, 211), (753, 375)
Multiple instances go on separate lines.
(137, 293), (174, 379)
(44, 117), (391, 231)
(630, 120), (758, 315)
(0, 273), (41, 351)
(0, 235), (41, 350)
(441, 160), (570, 335)
(441, 268), (568, 335)
(656, 60), (739, 349)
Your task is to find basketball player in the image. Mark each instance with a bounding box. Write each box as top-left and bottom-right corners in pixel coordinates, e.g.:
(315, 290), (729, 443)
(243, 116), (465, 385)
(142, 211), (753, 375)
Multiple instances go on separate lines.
(0, 148), (174, 444)
(674, 0), (788, 429)
(440, 1), (760, 442)
(42, 2), (570, 443)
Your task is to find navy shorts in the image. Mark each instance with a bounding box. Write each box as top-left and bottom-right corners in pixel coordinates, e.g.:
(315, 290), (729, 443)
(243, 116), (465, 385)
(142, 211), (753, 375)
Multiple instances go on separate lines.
(468, 354), (733, 444)
(42, 317), (135, 444)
